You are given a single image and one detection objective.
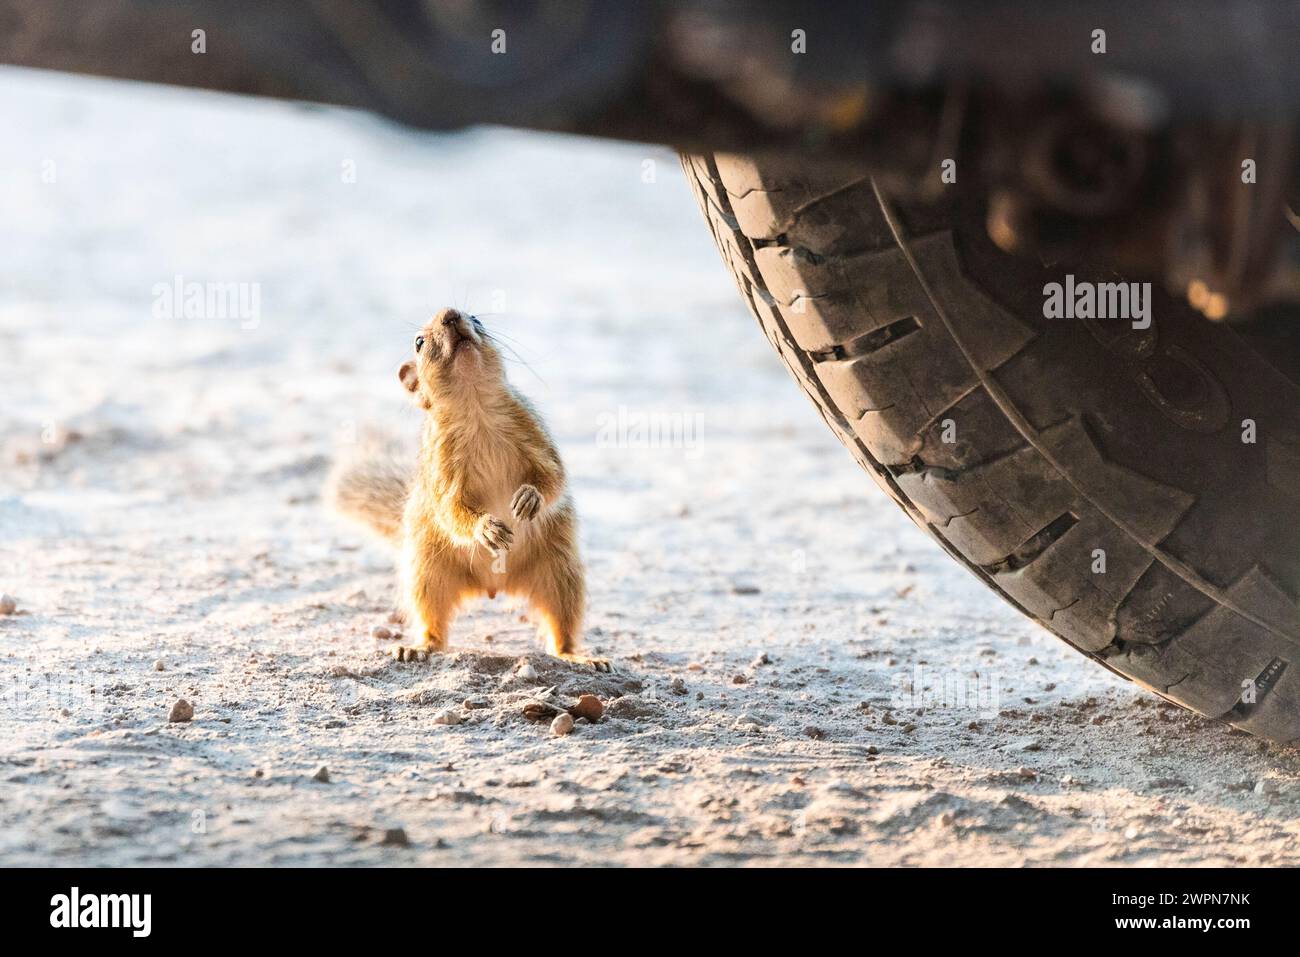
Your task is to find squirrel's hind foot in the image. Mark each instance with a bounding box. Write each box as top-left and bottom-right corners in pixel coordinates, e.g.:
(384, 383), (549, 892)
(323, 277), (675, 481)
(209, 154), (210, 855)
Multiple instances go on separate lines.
(558, 652), (613, 673)
(390, 637), (446, 663)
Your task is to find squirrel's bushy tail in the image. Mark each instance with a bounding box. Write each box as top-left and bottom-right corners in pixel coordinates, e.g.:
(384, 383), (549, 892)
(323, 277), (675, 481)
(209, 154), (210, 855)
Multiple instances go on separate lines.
(324, 438), (411, 544)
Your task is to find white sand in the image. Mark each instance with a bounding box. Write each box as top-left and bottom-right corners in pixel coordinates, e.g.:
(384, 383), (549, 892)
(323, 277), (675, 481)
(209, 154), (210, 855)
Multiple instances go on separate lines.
(2, 70), (1298, 866)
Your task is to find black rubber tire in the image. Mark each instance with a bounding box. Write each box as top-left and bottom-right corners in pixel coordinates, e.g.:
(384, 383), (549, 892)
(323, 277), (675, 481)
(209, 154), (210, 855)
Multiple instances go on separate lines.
(683, 152), (1300, 743)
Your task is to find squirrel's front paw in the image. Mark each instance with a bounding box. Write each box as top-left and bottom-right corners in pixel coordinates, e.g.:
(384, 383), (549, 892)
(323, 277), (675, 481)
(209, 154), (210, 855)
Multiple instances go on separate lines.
(475, 515), (514, 553)
(511, 484), (542, 522)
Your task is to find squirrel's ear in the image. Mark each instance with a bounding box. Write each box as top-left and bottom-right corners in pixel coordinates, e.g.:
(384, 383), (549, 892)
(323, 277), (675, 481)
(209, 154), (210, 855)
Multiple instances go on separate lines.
(398, 360), (419, 393)
(398, 361), (431, 409)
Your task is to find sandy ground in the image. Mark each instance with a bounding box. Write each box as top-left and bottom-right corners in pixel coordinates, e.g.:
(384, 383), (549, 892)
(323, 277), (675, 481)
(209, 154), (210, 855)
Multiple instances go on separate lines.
(2, 70), (1300, 867)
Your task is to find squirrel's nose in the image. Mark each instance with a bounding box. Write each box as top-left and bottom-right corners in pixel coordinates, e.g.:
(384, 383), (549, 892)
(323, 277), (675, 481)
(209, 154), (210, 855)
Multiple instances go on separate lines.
(439, 309), (461, 328)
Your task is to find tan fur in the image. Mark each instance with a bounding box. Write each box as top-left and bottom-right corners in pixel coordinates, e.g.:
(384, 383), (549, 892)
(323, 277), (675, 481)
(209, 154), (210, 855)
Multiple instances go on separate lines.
(324, 440), (410, 544)
(329, 308), (593, 666)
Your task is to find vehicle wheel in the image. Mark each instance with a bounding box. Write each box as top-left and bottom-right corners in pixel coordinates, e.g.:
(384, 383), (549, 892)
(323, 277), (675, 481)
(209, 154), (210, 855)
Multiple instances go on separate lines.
(683, 152), (1300, 742)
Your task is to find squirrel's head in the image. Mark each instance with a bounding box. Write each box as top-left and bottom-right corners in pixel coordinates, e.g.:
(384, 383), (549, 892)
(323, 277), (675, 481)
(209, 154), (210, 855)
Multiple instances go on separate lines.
(398, 308), (504, 410)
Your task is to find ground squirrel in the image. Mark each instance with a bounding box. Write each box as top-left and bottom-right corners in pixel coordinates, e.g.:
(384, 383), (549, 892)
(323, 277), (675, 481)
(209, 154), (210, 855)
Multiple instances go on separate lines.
(327, 308), (604, 669)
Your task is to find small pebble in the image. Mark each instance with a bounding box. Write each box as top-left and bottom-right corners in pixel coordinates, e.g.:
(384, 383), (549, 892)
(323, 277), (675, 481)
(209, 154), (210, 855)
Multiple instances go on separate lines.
(551, 712), (575, 736)
(516, 661), (537, 680)
(571, 694), (603, 722)
(803, 725), (826, 740)
(1255, 779), (1280, 796)
(168, 699), (194, 723)
(686, 662), (703, 672)
(463, 698), (491, 710)
(866, 745), (879, 755)
(751, 652), (770, 667)
(432, 708), (462, 726)
(731, 673), (747, 685)
(312, 766), (331, 783)
(1016, 766), (1037, 780)
(371, 625), (392, 641)
(380, 827), (410, 847)
(669, 677), (687, 696)
(0, 593), (16, 615)
(152, 659), (165, 672)
(522, 699), (560, 721)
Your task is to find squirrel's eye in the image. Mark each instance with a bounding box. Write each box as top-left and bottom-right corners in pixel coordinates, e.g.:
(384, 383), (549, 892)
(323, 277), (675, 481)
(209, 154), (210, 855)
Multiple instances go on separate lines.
(414, 336), (425, 353)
